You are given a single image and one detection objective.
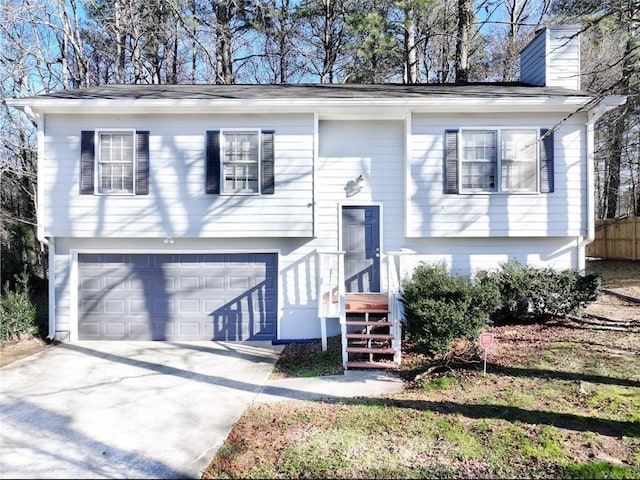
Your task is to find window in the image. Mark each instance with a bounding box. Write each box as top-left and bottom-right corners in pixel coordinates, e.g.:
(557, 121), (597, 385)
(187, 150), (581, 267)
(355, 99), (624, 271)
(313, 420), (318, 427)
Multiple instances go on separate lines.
(461, 130), (497, 191)
(446, 128), (553, 194)
(222, 131), (260, 193)
(98, 132), (135, 193)
(500, 129), (538, 192)
(206, 130), (275, 195)
(80, 130), (149, 195)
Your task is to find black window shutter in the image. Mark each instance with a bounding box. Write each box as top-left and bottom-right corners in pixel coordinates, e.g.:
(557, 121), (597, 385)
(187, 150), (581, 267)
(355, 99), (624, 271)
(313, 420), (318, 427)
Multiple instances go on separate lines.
(206, 130), (221, 194)
(540, 128), (554, 193)
(261, 130), (275, 195)
(135, 131), (150, 195)
(80, 131), (95, 194)
(444, 129), (459, 194)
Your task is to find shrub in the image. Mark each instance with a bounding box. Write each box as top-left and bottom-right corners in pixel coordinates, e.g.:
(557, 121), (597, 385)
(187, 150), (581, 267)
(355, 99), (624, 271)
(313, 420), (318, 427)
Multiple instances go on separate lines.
(481, 262), (602, 323)
(0, 272), (38, 343)
(401, 263), (500, 356)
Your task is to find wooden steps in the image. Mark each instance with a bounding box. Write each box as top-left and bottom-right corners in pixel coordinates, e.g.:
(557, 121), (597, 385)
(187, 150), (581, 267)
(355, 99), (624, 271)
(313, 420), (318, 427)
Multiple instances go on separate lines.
(346, 333), (394, 340)
(346, 361), (397, 370)
(342, 298), (400, 370)
(347, 346), (396, 354)
(345, 320), (392, 327)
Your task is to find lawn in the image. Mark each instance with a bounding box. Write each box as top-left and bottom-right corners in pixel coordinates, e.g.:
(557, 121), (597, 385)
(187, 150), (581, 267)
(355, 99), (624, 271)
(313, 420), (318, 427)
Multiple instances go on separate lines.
(203, 261), (640, 479)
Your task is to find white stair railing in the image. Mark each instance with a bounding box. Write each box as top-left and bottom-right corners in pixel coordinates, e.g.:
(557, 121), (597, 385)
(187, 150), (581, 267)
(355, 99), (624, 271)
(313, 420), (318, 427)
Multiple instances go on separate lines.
(385, 249), (415, 364)
(316, 250), (345, 351)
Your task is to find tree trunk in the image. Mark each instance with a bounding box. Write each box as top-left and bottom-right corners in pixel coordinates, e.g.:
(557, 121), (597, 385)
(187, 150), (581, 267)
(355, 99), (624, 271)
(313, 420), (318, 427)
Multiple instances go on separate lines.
(455, 0), (472, 83)
(604, 112), (625, 218)
(403, 4), (419, 84)
(215, 0), (234, 84)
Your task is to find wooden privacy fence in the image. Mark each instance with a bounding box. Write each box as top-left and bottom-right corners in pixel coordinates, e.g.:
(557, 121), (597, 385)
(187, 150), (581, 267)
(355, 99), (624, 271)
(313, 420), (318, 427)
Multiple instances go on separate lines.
(586, 217), (639, 260)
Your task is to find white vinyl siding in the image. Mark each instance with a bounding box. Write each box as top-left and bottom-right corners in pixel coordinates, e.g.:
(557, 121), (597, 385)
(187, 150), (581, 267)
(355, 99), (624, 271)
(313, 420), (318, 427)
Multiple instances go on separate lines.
(45, 113), (587, 343)
(520, 29), (547, 87)
(520, 25), (581, 90)
(408, 112), (588, 237)
(42, 114), (314, 238)
(50, 234), (579, 342)
(317, 120), (405, 253)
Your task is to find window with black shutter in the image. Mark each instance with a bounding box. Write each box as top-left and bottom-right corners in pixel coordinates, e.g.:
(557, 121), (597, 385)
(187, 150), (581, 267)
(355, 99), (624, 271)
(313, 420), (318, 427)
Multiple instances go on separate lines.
(80, 130), (150, 195)
(206, 130), (275, 195)
(443, 128), (554, 194)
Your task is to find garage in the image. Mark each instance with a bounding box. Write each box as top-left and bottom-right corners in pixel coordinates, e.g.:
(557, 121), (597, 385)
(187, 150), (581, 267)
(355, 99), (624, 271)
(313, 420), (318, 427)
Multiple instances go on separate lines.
(78, 253), (277, 341)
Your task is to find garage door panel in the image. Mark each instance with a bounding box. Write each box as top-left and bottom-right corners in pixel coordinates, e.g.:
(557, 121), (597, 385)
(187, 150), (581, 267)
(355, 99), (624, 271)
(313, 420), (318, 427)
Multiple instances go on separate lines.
(80, 277), (101, 290)
(79, 323), (100, 337)
(204, 277), (224, 289)
(104, 299), (126, 313)
(129, 322), (151, 338)
(78, 253), (277, 341)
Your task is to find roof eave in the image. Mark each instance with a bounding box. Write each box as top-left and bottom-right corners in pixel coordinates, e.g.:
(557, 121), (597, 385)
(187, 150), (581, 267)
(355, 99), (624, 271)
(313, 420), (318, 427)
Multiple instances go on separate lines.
(7, 95), (594, 116)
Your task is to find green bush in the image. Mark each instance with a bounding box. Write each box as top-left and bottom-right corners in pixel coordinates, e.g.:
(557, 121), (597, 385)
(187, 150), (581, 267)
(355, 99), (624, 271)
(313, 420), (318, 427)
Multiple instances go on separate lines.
(0, 272), (38, 343)
(401, 263), (500, 355)
(400, 262), (602, 356)
(480, 262), (602, 323)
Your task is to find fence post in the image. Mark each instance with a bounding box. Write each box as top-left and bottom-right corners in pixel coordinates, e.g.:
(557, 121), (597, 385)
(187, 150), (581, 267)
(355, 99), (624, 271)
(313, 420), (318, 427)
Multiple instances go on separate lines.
(634, 217), (638, 261)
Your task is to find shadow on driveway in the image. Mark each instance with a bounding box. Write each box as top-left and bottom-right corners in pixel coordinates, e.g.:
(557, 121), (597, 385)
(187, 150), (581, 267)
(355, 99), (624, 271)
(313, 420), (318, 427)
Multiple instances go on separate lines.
(0, 341), (284, 479)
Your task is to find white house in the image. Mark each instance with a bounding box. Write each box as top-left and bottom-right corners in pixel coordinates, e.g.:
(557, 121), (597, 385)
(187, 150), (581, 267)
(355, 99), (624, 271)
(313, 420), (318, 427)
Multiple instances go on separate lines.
(8, 26), (625, 367)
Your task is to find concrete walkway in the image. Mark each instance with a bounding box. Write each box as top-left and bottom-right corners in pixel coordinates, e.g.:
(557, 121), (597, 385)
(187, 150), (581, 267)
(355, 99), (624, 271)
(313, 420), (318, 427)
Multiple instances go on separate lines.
(1, 341), (403, 479)
(257, 370), (404, 403)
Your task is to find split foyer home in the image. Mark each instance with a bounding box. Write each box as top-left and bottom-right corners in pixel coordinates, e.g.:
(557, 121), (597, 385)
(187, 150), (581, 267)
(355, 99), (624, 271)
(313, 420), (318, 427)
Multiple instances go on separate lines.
(8, 25), (626, 368)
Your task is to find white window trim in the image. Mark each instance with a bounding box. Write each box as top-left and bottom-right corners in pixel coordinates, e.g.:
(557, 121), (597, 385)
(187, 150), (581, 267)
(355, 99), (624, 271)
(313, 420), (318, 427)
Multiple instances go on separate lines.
(458, 127), (541, 195)
(95, 128), (137, 196)
(220, 128), (262, 196)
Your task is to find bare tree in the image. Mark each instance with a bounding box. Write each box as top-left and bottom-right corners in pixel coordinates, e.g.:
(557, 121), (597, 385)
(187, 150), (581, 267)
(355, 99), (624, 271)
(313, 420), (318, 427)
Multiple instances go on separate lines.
(297, 0), (353, 83)
(454, 0), (473, 82)
(0, 1), (50, 284)
(551, 0), (639, 218)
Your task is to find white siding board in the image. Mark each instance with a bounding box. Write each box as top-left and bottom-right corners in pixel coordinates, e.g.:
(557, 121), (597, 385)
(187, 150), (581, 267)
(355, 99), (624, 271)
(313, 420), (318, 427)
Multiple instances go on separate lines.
(408, 112), (587, 238)
(317, 120), (406, 257)
(43, 113), (315, 238)
(401, 237), (579, 276)
(520, 26), (581, 90)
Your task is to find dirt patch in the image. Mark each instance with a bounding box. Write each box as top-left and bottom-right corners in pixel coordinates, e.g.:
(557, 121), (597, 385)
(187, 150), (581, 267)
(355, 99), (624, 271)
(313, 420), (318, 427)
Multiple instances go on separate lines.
(586, 258), (640, 298)
(0, 337), (52, 368)
(582, 259), (640, 323)
(583, 293), (640, 323)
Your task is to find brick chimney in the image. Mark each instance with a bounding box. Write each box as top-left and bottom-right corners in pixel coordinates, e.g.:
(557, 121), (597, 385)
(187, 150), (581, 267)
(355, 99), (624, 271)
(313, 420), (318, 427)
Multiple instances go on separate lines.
(520, 25), (581, 90)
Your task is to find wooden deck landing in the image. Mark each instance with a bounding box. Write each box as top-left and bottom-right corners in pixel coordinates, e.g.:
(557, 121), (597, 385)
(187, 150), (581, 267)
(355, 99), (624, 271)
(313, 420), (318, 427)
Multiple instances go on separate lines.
(324, 293), (389, 313)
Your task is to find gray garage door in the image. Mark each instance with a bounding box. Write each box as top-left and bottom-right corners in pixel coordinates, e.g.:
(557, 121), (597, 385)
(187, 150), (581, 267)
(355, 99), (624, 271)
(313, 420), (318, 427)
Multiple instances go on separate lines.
(78, 253), (277, 341)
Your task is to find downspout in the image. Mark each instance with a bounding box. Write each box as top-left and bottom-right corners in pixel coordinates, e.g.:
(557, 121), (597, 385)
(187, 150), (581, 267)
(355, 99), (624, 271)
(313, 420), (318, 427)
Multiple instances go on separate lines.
(24, 106), (55, 340)
(580, 96), (627, 270)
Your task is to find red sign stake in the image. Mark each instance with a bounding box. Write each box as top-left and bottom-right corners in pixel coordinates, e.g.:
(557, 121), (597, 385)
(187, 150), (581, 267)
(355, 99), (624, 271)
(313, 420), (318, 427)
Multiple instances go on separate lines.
(479, 333), (495, 376)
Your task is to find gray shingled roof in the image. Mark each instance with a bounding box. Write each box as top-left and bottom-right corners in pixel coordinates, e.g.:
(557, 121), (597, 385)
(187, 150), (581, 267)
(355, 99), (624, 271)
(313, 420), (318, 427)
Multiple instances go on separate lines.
(19, 82), (592, 100)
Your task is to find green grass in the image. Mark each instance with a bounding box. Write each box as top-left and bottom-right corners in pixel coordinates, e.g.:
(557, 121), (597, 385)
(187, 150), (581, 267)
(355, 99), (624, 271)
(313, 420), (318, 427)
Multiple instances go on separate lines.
(204, 324), (640, 479)
(561, 461), (640, 479)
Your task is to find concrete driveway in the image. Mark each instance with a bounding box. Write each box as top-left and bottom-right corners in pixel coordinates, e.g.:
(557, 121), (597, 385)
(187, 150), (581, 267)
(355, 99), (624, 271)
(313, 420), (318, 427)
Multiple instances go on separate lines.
(0, 341), (284, 479)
